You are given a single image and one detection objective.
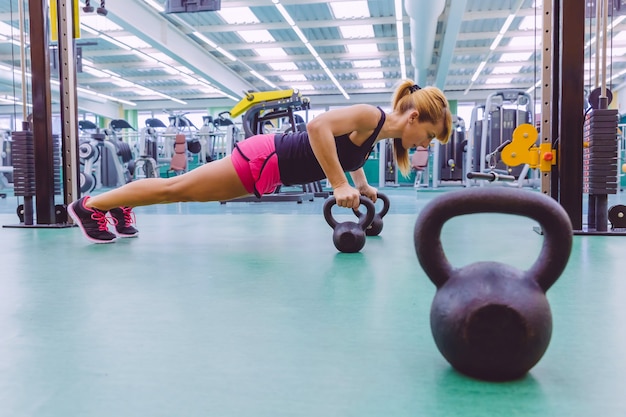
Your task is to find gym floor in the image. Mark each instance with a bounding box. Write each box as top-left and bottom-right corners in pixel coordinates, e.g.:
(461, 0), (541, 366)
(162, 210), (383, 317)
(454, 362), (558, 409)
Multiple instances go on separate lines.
(1, 186), (626, 417)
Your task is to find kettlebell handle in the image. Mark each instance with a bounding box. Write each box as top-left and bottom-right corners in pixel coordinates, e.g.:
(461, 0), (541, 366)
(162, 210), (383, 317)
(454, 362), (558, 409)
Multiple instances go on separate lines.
(352, 192), (390, 219)
(414, 188), (573, 292)
(324, 196), (376, 230)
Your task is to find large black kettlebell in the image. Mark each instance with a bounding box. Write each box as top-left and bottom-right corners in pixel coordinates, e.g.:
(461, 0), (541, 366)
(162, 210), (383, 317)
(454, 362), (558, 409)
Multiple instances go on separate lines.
(414, 187), (572, 381)
(324, 196), (375, 253)
(352, 192), (390, 236)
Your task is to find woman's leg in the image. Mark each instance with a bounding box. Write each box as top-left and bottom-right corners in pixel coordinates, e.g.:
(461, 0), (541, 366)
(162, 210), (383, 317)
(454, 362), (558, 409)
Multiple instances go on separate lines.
(86, 156), (250, 211)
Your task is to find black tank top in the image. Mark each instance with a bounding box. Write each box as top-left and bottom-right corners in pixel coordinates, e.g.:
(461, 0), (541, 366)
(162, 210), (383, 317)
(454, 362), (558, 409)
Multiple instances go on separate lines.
(275, 107), (386, 185)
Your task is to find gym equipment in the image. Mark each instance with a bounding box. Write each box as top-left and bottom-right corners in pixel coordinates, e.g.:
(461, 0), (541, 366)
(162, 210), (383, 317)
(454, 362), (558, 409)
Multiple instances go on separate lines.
(168, 134), (188, 175)
(229, 89), (310, 138)
(582, 87), (619, 232)
(352, 192), (390, 236)
(608, 205), (626, 230)
(324, 196), (375, 253)
(466, 171), (516, 182)
(77, 119), (134, 192)
(500, 123), (556, 173)
(414, 187), (572, 381)
(222, 89), (317, 204)
(431, 115), (468, 186)
(134, 118), (164, 179)
(410, 146), (429, 188)
(468, 90), (535, 187)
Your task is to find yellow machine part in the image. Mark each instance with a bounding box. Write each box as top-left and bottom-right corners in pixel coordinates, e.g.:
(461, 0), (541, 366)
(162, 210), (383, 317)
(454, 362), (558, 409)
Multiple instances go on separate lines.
(500, 123), (556, 172)
(500, 124), (539, 167)
(229, 89), (296, 118)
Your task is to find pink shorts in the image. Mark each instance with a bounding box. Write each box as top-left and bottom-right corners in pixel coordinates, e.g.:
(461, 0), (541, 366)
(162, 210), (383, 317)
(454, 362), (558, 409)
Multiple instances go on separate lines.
(231, 134), (282, 197)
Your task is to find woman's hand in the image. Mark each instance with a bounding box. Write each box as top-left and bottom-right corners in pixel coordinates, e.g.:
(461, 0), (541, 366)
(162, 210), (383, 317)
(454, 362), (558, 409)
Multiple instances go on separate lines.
(357, 183), (378, 203)
(333, 183), (362, 208)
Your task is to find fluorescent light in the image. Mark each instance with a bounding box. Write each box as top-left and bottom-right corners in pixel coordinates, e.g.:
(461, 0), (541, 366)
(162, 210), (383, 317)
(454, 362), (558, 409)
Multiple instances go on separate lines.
(216, 47), (237, 61)
(357, 71), (384, 79)
(347, 43), (379, 54)
(143, 0), (165, 12)
(217, 7), (259, 24)
(362, 82), (386, 89)
(500, 15), (515, 34)
(491, 65), (523, 75)
(274, 0), (350, 99)
(471, 61), (487, 82)
(485, 77), (513, 85)
(256, 48), (288, 58)
(238, 30), (275, 43)
(394, 0), (406, 79)
(329, 1), (370, 19)
(339, 25), (375, 38)
(80, 24), (99, 36)
(353, 60), (381, 68)
(498, 52), (533, 62)
(275, 3), (295, 26)
(489, 33), (504, 51)
(268, 62), (299, 71)
(192, 31), (217, 48)
(280, 74), (307, 82)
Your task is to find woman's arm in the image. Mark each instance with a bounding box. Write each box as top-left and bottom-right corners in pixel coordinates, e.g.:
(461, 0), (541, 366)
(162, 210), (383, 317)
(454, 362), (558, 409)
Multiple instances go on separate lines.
(349, 168), (377, 203)
(307, 104), (380, 208)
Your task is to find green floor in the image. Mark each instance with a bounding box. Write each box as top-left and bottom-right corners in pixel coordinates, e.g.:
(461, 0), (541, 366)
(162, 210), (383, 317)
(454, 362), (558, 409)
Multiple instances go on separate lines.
(1, 187), (626, 417)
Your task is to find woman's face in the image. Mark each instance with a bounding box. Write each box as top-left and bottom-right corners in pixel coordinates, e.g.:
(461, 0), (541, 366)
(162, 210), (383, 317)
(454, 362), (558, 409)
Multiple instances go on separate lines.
(401, 114), (444, 150)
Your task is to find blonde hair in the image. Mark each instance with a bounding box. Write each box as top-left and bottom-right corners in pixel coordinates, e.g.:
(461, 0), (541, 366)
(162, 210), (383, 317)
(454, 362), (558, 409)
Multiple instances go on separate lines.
(390, 80), (452, 176)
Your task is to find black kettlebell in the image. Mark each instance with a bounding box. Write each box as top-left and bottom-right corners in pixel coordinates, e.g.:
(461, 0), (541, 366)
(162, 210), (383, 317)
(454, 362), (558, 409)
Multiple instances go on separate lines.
(324, 196), (375, 253)
(352, 192), (390, 236)
(414, 187), (572, 381)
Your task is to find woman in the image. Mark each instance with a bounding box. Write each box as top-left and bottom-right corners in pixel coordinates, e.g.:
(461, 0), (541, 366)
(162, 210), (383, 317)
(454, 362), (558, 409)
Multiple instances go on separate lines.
(69, 80), (452, 243)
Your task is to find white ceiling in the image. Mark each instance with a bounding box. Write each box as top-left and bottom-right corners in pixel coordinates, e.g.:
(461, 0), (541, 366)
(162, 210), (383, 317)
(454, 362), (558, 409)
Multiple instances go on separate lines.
(0, 0), (625, 118)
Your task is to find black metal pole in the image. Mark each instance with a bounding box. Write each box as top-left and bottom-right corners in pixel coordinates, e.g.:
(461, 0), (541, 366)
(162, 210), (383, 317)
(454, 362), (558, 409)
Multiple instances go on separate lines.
(557, 0), (585, 230)
(28, 0), (57, 224)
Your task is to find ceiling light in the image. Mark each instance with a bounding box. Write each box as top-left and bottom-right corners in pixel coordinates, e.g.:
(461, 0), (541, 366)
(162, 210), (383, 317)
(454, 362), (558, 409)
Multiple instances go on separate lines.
(329, 1), (370, 19)
(353, 60), (381, 68)
(255, 48), (288, 58)
(238, 30), (276, 43)
(192, 31), (217, 48)
(280, 74), (307, 82)
(357, 71), (384, 79)
(339, 25), (375, 38)
(498, 52), (533, 62)
(491, 65), (523, 75)
(485, 77), (513, 85)
(143, 0), (165, 13)
(273, 0), (350, 99)
(347, 43), (379, 54)
(362, 82), (386, 89)
(268, 62), (299, 71)
(217, 7), (259, 24)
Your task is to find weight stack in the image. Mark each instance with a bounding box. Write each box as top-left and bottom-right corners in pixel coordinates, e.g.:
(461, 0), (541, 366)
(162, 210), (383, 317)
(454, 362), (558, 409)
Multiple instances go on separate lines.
(11, 130), (36, 197)
(583, 108), (619, 195)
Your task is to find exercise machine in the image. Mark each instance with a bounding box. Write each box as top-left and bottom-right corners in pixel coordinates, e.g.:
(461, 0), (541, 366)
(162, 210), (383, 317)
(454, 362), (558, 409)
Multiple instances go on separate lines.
(431, 115), (468, 187)
(134, 118), (165, 179)
(467, 90), (536, 187)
